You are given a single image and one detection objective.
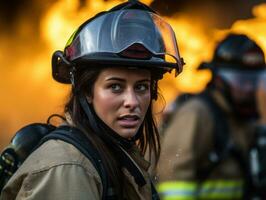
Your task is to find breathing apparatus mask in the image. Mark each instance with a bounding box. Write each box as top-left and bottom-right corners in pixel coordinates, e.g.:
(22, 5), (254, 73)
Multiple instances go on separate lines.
(216, 68), (264, 120)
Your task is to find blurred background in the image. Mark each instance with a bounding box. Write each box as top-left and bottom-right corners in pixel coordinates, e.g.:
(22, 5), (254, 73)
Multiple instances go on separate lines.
(0, 0), (266, 151)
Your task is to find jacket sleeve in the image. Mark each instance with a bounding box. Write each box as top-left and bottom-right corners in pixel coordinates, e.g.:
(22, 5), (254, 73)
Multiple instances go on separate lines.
(1, 163), (102, 200)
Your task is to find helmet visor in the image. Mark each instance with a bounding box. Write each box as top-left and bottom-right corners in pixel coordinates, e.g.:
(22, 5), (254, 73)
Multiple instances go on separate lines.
(218, 68), (265, 104)
(65, 9), (182, 68)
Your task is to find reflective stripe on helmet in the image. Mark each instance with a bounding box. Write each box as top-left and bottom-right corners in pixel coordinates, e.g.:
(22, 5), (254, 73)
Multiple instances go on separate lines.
(65, 29), (78, 48)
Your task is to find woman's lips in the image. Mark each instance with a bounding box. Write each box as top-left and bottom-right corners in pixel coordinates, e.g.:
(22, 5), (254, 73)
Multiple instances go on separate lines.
(117, 115), (140, 128)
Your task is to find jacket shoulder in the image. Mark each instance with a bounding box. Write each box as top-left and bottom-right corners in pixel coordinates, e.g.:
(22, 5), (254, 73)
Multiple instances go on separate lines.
(1, 140), (102, 200)
(168, 95), (214, 128)
(0, 140), (102, 200)
(26, 139), (100, 176)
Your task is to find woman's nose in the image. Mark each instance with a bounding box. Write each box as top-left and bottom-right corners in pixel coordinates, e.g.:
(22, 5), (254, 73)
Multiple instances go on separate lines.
(124, 90), (139, 109)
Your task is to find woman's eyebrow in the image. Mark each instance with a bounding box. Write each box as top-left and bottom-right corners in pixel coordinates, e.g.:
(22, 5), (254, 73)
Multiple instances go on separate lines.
(105, 77), (125, 82)
(105, 78), (151, 82)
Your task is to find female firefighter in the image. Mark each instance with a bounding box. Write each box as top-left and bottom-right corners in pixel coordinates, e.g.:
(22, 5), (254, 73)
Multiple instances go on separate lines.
(0, 1), (184, 200)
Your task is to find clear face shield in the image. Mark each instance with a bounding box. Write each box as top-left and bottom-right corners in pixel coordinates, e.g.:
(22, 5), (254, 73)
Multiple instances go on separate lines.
(64, 9), (184, 74)
(218, 68), (266, 118)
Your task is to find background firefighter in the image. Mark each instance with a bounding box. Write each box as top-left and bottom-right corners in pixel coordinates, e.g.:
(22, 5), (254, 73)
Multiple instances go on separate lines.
(156, 33), (266, 200)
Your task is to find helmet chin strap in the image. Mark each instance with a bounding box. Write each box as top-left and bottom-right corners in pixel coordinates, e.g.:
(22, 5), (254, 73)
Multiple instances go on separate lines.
(78, 93), (147, 187)
(69, 61), (147, 186)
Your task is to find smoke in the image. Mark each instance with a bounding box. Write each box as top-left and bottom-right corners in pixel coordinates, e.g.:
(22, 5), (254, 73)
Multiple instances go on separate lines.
(151, 0), (265, 29)
(1, 0), (264, 31)
(0, 0), (54, 33)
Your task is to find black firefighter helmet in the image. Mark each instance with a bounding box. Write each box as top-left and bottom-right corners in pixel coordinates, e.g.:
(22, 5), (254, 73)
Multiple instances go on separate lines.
(199, 33), (266, 120)
(51, 1), (184, 84)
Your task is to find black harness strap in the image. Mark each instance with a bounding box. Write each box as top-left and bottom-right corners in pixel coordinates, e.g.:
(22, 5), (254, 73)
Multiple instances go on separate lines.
(1, 123), (159, 199)
(196, 92), (248, 181)
(79, 94), (147, 187)
(195, 91), (232, 182)
(151, 179), (160, 200)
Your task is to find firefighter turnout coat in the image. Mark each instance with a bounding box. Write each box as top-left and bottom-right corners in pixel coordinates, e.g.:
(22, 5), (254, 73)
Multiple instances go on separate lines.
(156, 90), (255, 200)
(1, 139), (153, 200)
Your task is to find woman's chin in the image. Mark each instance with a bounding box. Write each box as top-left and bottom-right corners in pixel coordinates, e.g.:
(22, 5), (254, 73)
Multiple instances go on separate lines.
(115, 128), (138, 139)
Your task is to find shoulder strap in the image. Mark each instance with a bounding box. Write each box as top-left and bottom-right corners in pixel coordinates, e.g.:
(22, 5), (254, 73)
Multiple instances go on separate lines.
(199, 91), (231, 158)
(38, 126), (115, 200)
(195, 91), (235, 181)
(150, 179), (161, 200)
(195, 91), (249, 195)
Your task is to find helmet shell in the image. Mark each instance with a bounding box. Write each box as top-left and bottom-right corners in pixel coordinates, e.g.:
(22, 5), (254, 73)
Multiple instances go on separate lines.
(200, 33), (266, 70)
(52, 1), (184, 84)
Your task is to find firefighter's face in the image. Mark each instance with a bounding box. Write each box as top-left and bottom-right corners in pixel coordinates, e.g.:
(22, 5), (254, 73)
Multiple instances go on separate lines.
(217, 68), (263, 119)
(89, 67), (151, 139)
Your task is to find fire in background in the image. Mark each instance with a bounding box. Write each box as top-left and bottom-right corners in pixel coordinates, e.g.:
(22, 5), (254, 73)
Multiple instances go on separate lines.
(0, 0), (265, 150)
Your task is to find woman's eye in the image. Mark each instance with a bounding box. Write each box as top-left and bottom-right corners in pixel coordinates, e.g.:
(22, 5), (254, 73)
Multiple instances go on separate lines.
(110, 84), (122, 92)
(135, 83), (149, 92)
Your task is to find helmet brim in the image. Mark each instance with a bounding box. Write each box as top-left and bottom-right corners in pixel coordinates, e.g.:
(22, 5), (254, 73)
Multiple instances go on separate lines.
(52, 51), (181, 84)
(198, 61), (266, 71)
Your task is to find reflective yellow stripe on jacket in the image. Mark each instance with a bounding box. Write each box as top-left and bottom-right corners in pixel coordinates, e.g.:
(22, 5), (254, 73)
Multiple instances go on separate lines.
(157, 180), (243, 200)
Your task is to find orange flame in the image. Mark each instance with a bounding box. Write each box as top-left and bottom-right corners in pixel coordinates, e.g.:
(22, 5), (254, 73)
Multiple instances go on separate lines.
(0, 0), (266, 150)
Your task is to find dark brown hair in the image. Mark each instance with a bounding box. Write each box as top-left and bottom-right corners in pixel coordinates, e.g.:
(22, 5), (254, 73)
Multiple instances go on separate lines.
(64, 66), (161, 198)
